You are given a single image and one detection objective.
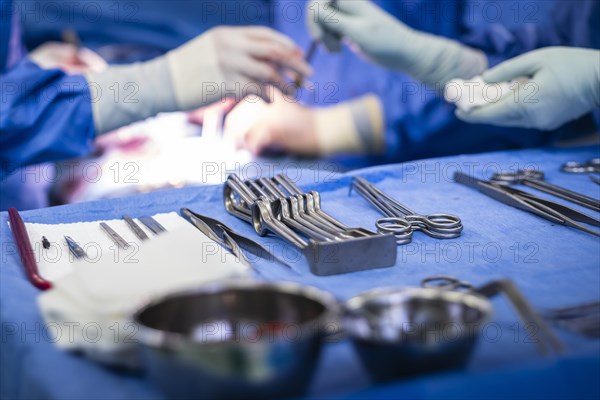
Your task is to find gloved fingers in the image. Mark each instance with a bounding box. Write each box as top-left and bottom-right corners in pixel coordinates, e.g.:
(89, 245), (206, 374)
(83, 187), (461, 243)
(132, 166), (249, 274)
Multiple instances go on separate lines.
(29, 42), (108, 74)
(242, 29), (312, 77)
(312, 19), (343, 53)
(313, 2), (347, 32)
(244, 123), (276, 156)
(455, 96), (526, 127)
(223, 95), (269, 149)
(268, 86), (288, 103)
(239, 56), (288, 89)
(308, 1), (372, 53)
(306, 1), (326, 40)
(316, 11), (364, 43)
(187, 97), (238, 126)
(248, 43), (312, 78)
(243, 26), (299, 54)
(482, 51), (542, 83)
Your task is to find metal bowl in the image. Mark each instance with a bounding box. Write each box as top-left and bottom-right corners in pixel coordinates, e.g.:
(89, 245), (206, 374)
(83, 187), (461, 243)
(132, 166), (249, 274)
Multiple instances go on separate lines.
(344, 287), (493, 381)
(132, 280), (338, 399)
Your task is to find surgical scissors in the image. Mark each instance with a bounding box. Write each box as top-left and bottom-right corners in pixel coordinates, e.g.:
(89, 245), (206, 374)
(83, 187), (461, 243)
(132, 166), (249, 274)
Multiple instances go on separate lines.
(560, 158), (600, 174)
(455, 172), (600, 237)
(350, 177), (463, 243)
(491, 169), (600, 212)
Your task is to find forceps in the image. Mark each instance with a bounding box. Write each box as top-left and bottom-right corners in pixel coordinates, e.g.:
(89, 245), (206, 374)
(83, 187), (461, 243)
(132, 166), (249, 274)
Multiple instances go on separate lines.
(351, 177), (463, 243)
(455, 172), (600, 237)
(491, 169), (600, 212)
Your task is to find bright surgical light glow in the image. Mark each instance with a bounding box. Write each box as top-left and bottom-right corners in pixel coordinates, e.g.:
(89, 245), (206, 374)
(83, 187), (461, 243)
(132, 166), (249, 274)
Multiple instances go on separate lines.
(70, 112), (254, 202)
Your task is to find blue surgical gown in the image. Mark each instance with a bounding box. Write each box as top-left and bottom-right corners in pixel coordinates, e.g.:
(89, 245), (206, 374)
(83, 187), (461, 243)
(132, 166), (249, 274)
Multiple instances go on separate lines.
(0, 0), (95, 210)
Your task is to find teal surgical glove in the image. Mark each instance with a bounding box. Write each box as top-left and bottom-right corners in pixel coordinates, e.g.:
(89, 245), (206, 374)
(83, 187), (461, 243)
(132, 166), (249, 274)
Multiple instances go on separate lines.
(307, 0), (487, 87)
(456, 47), (600, 130)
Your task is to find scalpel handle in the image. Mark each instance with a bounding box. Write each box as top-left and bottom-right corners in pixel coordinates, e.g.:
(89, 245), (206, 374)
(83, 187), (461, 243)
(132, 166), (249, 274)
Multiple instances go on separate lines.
(8, 208), (52, 290)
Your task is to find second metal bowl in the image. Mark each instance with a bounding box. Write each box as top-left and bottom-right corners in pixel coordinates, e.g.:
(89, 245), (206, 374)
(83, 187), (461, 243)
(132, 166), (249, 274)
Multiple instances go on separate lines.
(344, 287), (493, 381)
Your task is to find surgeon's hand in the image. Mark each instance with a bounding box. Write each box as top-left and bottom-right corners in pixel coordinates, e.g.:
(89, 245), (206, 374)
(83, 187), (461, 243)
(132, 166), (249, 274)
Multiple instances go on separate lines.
(166, 26), (312, 110)
(223, 88), (320, 156)
(29, 42), (108, 74)
(87, 27), (312, 134)
(224, 88), (384, 157)
(307, 0), (487, 87)
(456, 47), (600, 130)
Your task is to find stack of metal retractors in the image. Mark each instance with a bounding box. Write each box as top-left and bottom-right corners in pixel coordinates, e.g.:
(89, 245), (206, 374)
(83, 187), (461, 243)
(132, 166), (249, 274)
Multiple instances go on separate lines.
(223, 174), (398, 275)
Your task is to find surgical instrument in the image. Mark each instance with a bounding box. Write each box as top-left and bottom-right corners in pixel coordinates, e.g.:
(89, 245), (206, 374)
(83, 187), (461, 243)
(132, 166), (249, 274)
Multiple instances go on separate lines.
(294, 40), (318, 87)
(123, 215), (149, 241)
(454, 172), (600, 237)
(491, 169), (600, 212)
(180, 208), (294, 272)
(350, 177), (463, 243)
(223, 173), (397, 275)
(560, 158), (600, 173)
(250, 176), (374, 242)
(99, 222), (130, 249)
(65, 235), (86, 259)
(422, 275), (474, 291)
(444, 279), (597, 338)
(272, 174), (350, 231)
(8, 208), (52, 290)
(139, 216), (167, 235)
(294, 0), (339, 88)
(541, 301), (600, 338)
(421, 275), (564, 355)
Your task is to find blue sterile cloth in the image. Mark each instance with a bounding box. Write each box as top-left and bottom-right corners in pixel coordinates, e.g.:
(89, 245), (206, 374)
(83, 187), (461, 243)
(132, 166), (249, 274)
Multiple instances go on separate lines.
(1, 146), (599, 399)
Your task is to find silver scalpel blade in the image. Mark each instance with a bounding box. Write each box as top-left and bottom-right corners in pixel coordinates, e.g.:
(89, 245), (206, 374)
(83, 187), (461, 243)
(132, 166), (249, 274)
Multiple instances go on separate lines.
(138, 216), (167, 235)
(65, 235), (86, 259)
(99, 222), (130, 249)
(123, 215), (149, 241)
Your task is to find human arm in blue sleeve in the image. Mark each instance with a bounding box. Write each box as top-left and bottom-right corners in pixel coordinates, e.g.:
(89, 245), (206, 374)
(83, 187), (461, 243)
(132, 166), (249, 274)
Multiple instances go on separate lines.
(1, 28), (311, 177)
(0, 60), (95, 177)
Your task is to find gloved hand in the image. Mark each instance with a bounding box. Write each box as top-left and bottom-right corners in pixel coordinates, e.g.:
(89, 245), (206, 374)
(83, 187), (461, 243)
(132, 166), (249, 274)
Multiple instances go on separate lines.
(87, 27), (312, 134)
(29, 42), (108, 74)
(224, 89), (319, 156)
(223, 88), (384, 156)
(306, 0), (487, 87)
(456, 47), (600, 130)
(306, 0), (343, 52)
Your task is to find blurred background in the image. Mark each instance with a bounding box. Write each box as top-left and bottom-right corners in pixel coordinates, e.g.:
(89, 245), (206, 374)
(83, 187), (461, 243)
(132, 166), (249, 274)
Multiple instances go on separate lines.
(3, 0), (598, 210)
